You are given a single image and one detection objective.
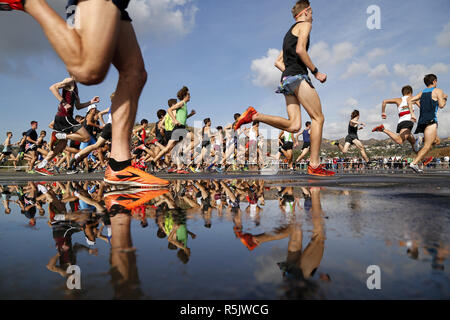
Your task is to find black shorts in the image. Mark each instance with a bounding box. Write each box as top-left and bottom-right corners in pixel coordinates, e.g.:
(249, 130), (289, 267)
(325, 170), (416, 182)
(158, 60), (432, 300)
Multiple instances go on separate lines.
(202, 141), (211, 149)
(25, 144), (37, 153)
(282, 141), (294, 151)
(170, 125), (187, 142)
(302, 142), (311, 150)
(2, 151), (12, 156)
(415, 119), (438, 134)
(66, 0), (131, 21)
(100, 123), (112, 141)
(54, 116), (83, 134)
(69, 140), (80, 150)
(345, 134), (358, 145)
(396, 121), (414, 134)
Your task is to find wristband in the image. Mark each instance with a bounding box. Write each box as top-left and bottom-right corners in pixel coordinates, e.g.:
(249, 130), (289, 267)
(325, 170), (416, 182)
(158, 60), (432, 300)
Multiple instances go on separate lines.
(312, 67), (319, 75)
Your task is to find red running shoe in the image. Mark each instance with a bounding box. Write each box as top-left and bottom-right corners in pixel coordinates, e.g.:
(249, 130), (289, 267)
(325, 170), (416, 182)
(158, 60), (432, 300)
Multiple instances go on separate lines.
(234, 227), (258, 251)
(423, 156), (433, 166)
(176, 169), (189, 174)
(167, 167), (177, 173)
(308, 164), (335, 177)
(104, 165), (169, 188)
(0, 0), (24, 11)
(35, 167), (54, 176)
(372, 124), (385, 132)
(233, 107), (257, 131)
(105, 188), (169, 211)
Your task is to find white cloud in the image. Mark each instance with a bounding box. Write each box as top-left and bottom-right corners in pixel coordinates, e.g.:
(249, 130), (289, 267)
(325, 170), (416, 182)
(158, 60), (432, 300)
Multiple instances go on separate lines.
(436, 22), (450, 48)
(369, 64), (390, 78)
(250, 48), (282, 89)
(128, 0), (199, 36)
(366, 48), (387, 60)
(341, 61), (371, 79)
(345, 98), (358, 108)
(393, 62), (450, 89)
(310, 41), (357, 67)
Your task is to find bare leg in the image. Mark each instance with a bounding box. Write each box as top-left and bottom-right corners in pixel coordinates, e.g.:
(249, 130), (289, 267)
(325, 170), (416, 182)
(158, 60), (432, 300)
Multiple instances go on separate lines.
(413, 124), (437, 165)
(253, 97), (302, 133)
(296, 147), (310, 162)
(353, 140), (370, 162)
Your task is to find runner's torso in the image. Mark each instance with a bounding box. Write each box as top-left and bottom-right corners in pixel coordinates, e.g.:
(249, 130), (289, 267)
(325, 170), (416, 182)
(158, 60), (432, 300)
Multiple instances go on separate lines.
(56, 83), (79, 117)
(418, 88), (439, 124)
(348, 123), (358, 136)
(398, 96), (412, 123)
(282, 22), (310, 80)
(302, 129), (310, 143)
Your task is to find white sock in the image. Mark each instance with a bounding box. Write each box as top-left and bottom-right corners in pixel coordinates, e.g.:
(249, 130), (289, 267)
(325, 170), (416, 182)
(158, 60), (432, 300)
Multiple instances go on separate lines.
(37, 185), (48, 194)
(74, 153), (80, 160)
(55, 133), (67, 140)
(37, 159), (47, 169)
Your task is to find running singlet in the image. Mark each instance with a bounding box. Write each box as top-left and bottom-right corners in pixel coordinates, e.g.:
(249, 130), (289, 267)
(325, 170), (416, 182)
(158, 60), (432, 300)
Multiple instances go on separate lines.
(418, 88), (439, 125)
(284, 131), (293, 143)
(249, 128), (257, 141)
(302, 129), (311, 143)
(281, 21), (310, 80)
(398, 96), (412, 123)
(348, 123), (358, 136)
(56, 83), (79, 117)
(176, 103), (188, 126)
(164, 114), (175, 131)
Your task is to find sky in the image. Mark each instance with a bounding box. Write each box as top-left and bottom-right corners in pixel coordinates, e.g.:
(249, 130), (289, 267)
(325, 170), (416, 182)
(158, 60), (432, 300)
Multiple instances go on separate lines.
(0, 0), (449, 142)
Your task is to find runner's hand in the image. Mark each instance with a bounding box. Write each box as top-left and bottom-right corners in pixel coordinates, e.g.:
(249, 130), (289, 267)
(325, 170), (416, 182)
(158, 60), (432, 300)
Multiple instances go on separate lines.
(91, 96), (100, 104)
(315, 72), (327, 83)
(190, 110), (196, 116)
(382, 113), (387, 120)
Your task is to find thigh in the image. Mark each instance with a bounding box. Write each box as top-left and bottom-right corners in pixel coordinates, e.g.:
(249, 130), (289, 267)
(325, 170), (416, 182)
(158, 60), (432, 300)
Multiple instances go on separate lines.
(112, 21), (145, 74)
(342, 142), (351, 153)
(423, 124), (437, 146)
(352, 139), (364, 149)
(399, 129), (411, 141)
(284, 95), (302, 123)
(295, 81), (323, 120)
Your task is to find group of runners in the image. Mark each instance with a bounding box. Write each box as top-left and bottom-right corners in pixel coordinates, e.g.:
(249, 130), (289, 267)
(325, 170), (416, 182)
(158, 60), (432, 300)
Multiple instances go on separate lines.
(0, 0), (447, 183)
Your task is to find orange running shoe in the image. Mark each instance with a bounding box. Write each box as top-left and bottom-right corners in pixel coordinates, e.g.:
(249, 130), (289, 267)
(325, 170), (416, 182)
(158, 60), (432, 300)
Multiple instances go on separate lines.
(372, 124), (385, 132)
(104, 165), (170, 188)
(0, 0), (24, 11)
(423, 156), (433, 166)
(104, 188), (169, 211)
(308, 164), (336, 177)
(233, 107), (257, 131)
(233, 227), (258, 251)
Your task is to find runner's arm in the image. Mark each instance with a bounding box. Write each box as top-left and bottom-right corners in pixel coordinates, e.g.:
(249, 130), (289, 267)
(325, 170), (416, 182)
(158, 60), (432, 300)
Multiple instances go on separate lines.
(75, 96), (100, 110)
(436, 88), (447, 108)
(49, 78), (72, 102)
(295, 23), (326, 83)
(275, 50), (285, 72)
(381, 98), (400, 119)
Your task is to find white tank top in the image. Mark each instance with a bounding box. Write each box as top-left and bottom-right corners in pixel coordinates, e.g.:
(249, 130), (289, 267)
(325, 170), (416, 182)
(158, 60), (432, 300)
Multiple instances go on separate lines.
(249, 128), (257, 141)
(398, 96), (411, 123)
(284, 131), (293, 142)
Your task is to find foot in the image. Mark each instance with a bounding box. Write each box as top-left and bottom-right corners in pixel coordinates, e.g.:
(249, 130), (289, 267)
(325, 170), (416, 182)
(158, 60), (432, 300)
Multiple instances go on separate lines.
(0, 0), (24, 11)
(409, 163), (423, 174)
(35, 167), (54, 176)
(104, 188), (169, 211)
(233, 107), (257, 131)
(423, 156), (433, 166)
(372, 124), (385, 132)
(176, 169), (189, 174)
(167, 167), (177, 173)
(307, 164), (335, 176)
(414, 136), (423, 153)
(330, 141), (340, 146)
(104, 165), (170, 188)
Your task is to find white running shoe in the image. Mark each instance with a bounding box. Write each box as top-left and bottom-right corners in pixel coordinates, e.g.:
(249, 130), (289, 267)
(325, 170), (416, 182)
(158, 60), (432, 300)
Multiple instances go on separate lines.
(409, 163), (423, 174)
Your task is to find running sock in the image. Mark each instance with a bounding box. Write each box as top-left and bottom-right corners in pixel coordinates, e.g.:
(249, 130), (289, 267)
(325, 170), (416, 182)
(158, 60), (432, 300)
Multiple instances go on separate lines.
(37, 159), (48, 169)
(55, 133), (67, 140)
(109, 158), (132, 172)
(37, 185), (48, 194)
(74, 153), (80, 160)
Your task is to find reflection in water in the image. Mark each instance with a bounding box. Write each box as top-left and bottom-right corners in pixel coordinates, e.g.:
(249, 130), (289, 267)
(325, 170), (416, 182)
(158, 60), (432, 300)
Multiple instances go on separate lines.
(0, 179), (448, 299)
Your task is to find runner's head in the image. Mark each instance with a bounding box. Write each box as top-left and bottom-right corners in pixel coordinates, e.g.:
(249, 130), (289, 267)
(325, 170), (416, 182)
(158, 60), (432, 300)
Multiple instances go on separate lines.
(401, 85), (413, 96)
(30, 121), (38, 130)
(40, 130), (46, 137)
(140, 119), (149, 127)
(177, 86), (190, 102)
(234, 113), (241, 121)
(305, 121), (311, 128)
(203, 118), (211, 127)
(6, 132), (12, 137)
(424, 74), (437, 88)
(168, 98), (178, 107)
(351, 110), (360, 120)
(157, 109), (166, 119)
(292, 0), (312, 21)
(22, 132), (27, 137)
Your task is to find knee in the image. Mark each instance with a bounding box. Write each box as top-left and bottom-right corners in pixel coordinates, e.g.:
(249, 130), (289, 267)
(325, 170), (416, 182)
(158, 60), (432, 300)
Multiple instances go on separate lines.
(310, 113), (325, 125)
(81, 136), (91, 143)
(119, 65), (148, 89)
(71, 66), (109, 86)
(287, 123), (301, 133)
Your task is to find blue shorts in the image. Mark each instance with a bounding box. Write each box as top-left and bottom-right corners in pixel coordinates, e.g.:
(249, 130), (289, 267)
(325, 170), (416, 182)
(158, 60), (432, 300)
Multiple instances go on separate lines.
(276, 74), (314, 96)
(80, 136), (96, 150)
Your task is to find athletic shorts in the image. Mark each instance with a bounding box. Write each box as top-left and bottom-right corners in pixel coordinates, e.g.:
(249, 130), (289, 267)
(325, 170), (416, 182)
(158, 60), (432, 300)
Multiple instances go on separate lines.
(345, 134), (358, 145)
(276, 74), (314, 96)
(54, 116), (83, 134)
(164, 130), (173, 143)
(282, 141), (294, 151)
(415, 119), (438, 134)
(2, 151), (12, 156)
(25, 143), (37, 153)
(202, 141), (211, 149)
(80, 136), (96, 150)
(396, 121), (414, 134)
(66, 0), (131, 21)
(171, 125), (187, 142)
(69, 140), (80, 150)
(302, 142), (311, 150)
(101, 123), (112, 141)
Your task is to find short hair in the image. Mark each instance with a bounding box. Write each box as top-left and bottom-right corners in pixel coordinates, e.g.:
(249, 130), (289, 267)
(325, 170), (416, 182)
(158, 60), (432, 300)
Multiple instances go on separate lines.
(203, 118), (211, 125)
(157, 109), (166, 119)
(31, 121), (37, 126)
(305, 121), (311, 127)
(6, 132), (12, 136)
(216, 126), (223, 131)
(168, 98), (178, 107)
(40, 130), (46, 136)
(140, 119), (149, 125)
(234, 113), (241, 120)
(424, 74), (437, 87)
(292, 0), (310, 18)
(401, 85), (413, 96)
(22, 132), (27, 136)
(177, 86), (189, 100)
(351, 110), (360, 119)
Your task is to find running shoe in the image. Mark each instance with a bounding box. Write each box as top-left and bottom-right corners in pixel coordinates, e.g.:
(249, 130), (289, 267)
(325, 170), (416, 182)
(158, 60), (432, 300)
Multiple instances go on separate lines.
(35, 167), (54, 176)
(409, 163), (423, 174)
(414, 135), (423, 153)
(104, 188), (169, 211)
(215, 167), (224, 173)
(66, 167), (79, 175)
(0, 0), (24, 11)
(149, 138), (158, 145)
(27, 169), (35, 174)
(330, 141), (340, 146)
(167, 167), (177, 173)
(307, 164), (336, 176)
(233, 107), (257, 131)
(189, 166), (196, 173)
(176, 169), (190, 174)
(372, 124), (385, 132)
(104, 165), (170, 188)
(423, 156), (433, 166)
(234, 227), (258, 251)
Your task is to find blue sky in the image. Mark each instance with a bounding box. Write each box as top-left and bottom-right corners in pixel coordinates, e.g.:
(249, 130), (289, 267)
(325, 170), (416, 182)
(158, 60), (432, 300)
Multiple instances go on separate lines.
(0, 0), (449, 141)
